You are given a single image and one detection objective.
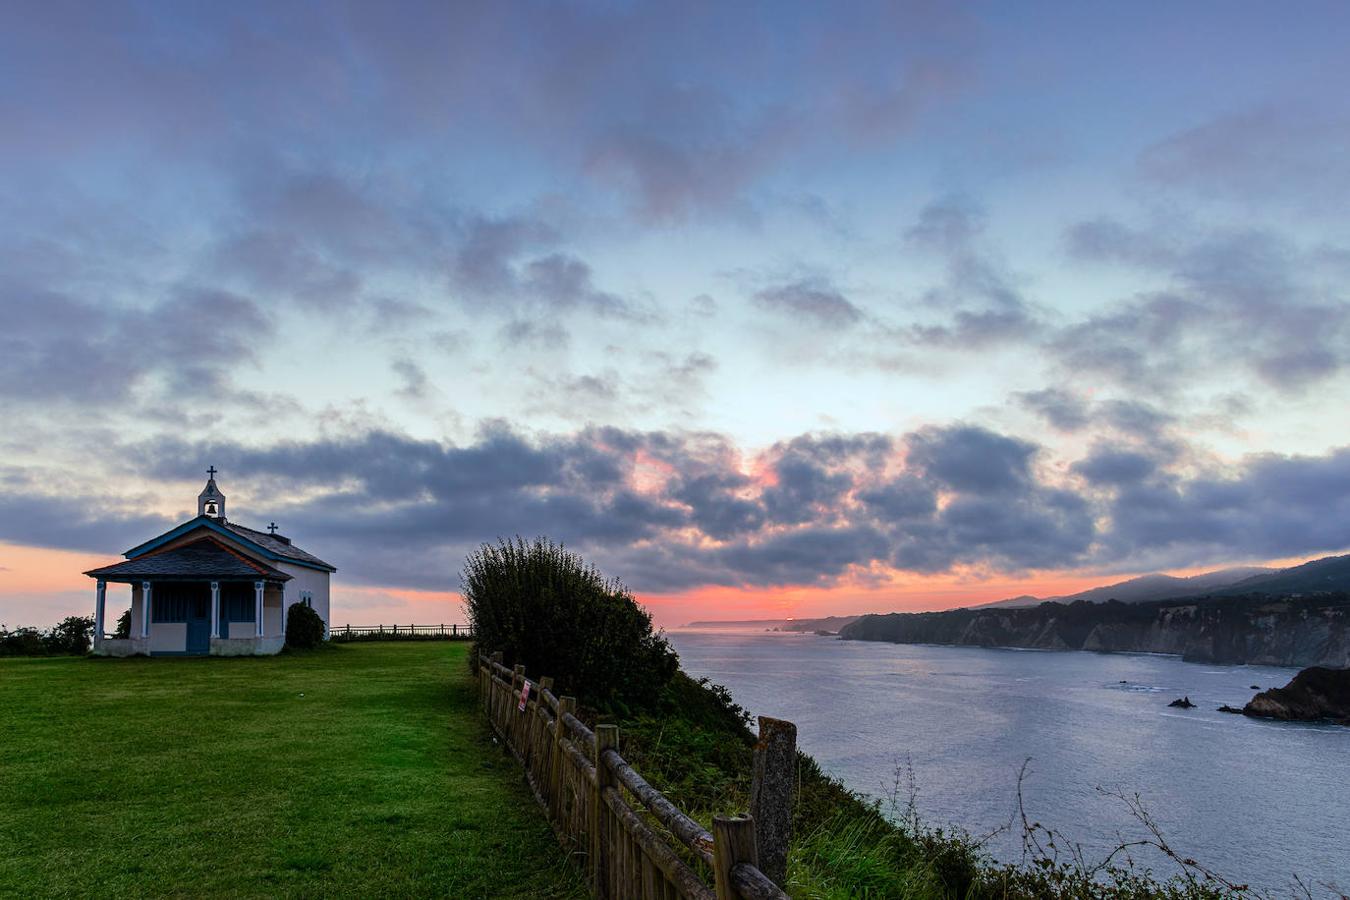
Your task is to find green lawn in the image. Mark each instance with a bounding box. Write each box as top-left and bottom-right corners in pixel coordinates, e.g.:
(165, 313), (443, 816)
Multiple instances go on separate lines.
(0, 643), (585, 898)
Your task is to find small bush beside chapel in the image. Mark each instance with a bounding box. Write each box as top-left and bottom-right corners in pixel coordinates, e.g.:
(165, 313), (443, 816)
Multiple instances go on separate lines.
(285, 603), (326, 650)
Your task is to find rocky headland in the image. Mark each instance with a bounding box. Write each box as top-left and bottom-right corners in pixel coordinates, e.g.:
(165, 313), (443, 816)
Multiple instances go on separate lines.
(1243, 666), (1350, 725)
(839, 592), (1350, 667)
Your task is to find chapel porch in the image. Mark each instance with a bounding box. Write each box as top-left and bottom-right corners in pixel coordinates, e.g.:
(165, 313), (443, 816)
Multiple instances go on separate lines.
(85, 538), (294, 657)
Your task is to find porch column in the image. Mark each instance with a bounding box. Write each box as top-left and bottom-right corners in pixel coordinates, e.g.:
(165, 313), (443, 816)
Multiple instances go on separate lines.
(94, 580), (107, 642)
(277, 583), (286, 638)
(209, 581), (220, 639)
(140, 581), (152, 638)
(254, 581), (264, 637)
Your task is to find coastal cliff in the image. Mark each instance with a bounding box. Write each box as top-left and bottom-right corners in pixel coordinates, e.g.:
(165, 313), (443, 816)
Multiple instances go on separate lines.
(839, 593), (1350, 667)
(1243, 666), (1350, 724)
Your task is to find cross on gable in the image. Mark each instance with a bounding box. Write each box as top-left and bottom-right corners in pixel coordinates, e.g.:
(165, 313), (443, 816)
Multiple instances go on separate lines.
(268, 522), (278, 534)
(207, 466), (217, 479)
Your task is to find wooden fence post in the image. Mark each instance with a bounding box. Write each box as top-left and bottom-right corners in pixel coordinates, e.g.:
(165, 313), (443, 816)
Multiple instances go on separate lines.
(592, 723), (618, 898)
(750, 716), (796, 887)
(489, 652), (503, 721)
(510, 664), (525, 749)
(532, 676), (553, 769)
(713, 814), (758, 900)
(551, 695), (575, 823)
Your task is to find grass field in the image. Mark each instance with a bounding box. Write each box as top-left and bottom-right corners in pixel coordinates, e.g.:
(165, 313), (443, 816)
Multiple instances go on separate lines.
(0, 642), (585, 898)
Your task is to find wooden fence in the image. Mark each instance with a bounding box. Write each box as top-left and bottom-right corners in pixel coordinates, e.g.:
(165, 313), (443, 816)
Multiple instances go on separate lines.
(330, 623), (473, 639)
(478, 651), (790, 900)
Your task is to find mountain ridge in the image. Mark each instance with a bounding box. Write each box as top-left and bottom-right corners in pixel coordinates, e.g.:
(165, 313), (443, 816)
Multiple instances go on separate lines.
(682, 553), (1350, 630)
(977, 565), (1276, 609)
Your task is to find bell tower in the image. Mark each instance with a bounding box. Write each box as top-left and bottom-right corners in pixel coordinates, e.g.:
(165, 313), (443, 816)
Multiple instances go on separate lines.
(197, 466), (227, 520)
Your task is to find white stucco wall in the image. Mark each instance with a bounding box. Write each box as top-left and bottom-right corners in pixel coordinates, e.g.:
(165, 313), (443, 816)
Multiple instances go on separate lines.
(278, 562), (331, 637)
(130, 585), (142, 636)
(150, 623), (187, 652)
(263, 590), (283, 637)
(129, 585), (187, 651)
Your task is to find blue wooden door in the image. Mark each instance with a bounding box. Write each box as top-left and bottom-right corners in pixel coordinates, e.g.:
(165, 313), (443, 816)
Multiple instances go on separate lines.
(186, 594), (210, 654)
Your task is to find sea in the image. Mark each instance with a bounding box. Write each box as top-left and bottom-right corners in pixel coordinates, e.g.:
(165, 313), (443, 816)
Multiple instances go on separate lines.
(666, 628), (1350, 895)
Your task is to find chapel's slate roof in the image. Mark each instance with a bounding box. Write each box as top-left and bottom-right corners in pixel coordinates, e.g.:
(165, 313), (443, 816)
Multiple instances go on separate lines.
(85, 537), (292, 581)
(223, 522), (336, 571)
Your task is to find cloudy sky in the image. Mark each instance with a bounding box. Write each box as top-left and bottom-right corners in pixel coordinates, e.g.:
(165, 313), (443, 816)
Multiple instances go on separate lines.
(3, 2), (1349, 628)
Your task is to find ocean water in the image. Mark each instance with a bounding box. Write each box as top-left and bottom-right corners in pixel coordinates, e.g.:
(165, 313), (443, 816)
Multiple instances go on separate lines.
(667, 629), (1350, 894)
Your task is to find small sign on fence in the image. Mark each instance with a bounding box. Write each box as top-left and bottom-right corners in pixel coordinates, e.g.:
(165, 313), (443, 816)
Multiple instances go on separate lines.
(518, 679), (530, 711)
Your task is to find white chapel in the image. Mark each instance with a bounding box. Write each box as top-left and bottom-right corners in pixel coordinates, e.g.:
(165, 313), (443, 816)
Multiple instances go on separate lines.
(85, 469), (336, 656)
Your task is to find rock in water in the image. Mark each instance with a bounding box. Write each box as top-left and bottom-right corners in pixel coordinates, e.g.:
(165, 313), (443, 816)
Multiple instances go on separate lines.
(1217, 705), (1243, 714)
(1243, 667), (1350, 725)
(1168, 696), (1196, 708)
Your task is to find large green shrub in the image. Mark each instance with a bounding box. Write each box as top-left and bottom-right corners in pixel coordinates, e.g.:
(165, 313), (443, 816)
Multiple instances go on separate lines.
(0, 627), (47, 657)
(463, 537), (678, 713)
(47, 616), (93, 654)
(285, 603), (326, 649)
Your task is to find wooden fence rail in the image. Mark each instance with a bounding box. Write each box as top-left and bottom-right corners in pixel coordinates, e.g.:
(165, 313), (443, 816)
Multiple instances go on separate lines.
(330, 623), (473, 639)
(477, 651), (790, 900)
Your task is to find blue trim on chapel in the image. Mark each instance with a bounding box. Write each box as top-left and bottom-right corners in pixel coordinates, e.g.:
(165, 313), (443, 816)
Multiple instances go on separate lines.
(123, 516), (335, 573)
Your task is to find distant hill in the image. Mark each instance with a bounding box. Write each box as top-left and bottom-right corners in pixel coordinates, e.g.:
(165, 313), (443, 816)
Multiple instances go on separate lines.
(977, 566), (1275, 609)
(684, 554), (1350, 637)
(681, 615), (861, 633)
(1212, 554), (1350, 596)
(840, 592), (1350, 667)
(779, 615), (861, 633)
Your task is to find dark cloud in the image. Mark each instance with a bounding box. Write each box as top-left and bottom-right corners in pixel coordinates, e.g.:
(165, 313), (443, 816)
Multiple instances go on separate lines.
(906, 425), (1036, 494)
(909, 307), (1039, 349)
(900, 198), (1042, 350)
(1056, 218), (1350, 392)
(452, 214), (558, 300)
(857, 476), (937, 521)
(753, 278), (863, 328)
(210, 231), (363, 311)
(522, 254), (641, 320)
(1071, 447), (1158, 486)
(1015, 388), (1092, 431)
(0, 489), (174, 555)
(499, 319), (571, 350)
(391, 358), (431, 401)
(1095, 448), (1350, 571)
(10, 422), (1350, 592)
(1064, 218), (1175, 269)
(1017, 390), (1177, 440)
(0, 2), (977, 222)
(1137, 108), (1350, 214)
(905, 198), (984, 252)
(899, 487), (1094, 573)
(0, 278), (272, 406)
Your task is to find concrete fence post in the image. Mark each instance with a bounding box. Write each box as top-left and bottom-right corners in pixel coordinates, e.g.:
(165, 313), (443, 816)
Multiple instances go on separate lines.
(712, 814), (758, 900)
(749, 716), (797, 887)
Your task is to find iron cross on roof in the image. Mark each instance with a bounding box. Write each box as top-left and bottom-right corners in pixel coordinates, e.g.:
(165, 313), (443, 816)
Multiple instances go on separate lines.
(268, 522), (278, 534)
(207, 466), (217, 479)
